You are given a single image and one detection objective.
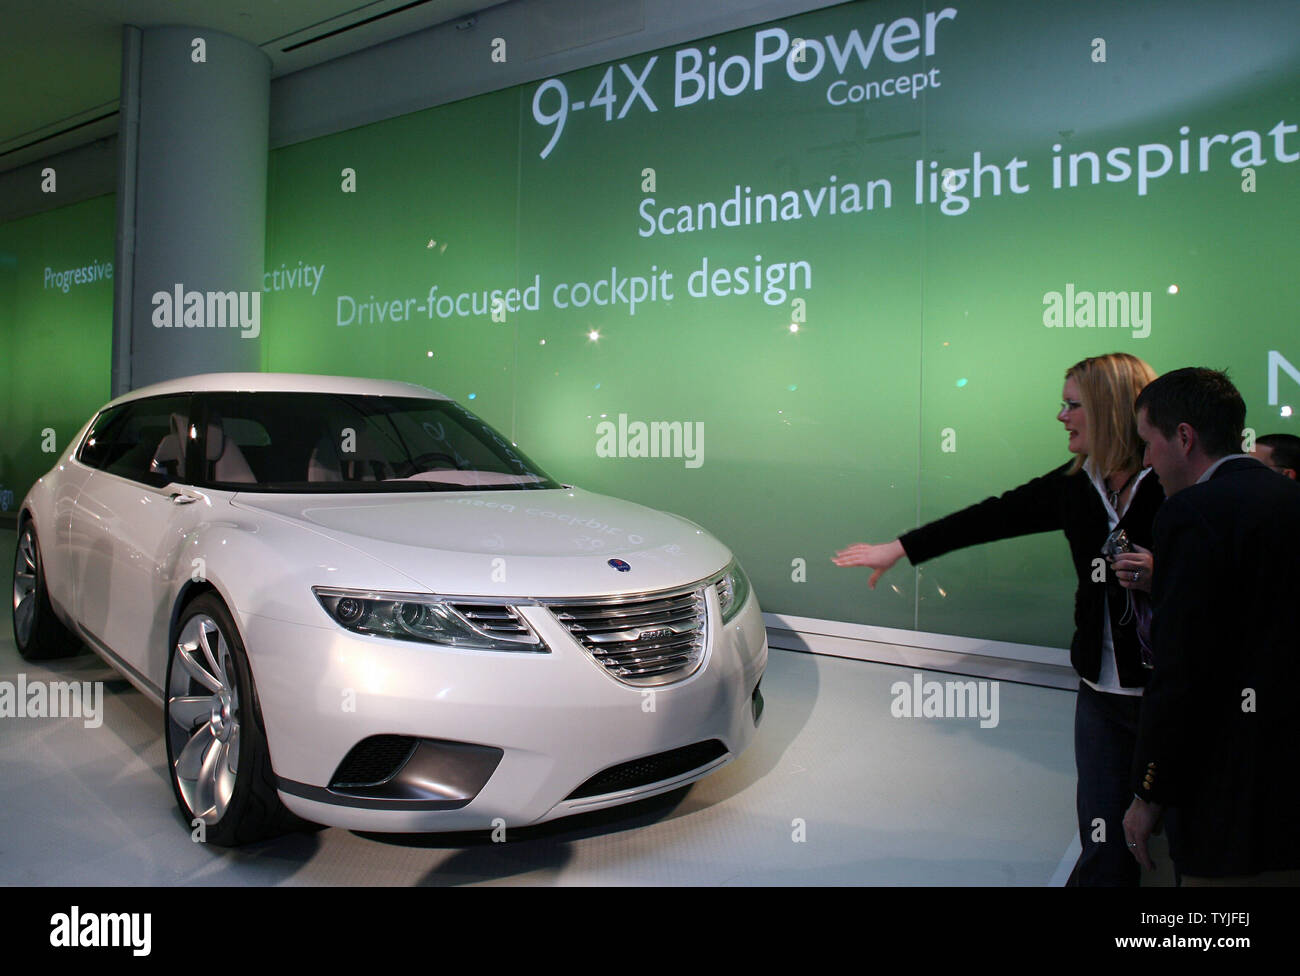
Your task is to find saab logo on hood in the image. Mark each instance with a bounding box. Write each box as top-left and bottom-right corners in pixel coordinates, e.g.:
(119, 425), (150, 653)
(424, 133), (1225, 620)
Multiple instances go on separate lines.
(608, 558), (631, 572)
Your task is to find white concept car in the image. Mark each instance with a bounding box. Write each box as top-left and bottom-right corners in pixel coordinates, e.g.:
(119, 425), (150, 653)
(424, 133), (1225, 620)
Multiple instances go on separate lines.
(12, 373), (766, 845)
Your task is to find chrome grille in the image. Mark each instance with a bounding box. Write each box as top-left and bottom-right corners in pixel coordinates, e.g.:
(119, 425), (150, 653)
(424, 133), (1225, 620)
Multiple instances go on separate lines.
(451, 604), (540, 645)
(546, 586), (708, 686)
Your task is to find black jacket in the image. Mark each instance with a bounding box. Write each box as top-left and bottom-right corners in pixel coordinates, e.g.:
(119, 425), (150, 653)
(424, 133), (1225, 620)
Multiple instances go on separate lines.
(900, 462), (1163, 687)
(1130, 457), (1300, 876)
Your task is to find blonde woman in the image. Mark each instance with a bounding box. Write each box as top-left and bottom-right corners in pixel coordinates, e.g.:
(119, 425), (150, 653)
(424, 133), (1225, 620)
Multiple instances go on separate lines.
(835, 353), (1159, 886)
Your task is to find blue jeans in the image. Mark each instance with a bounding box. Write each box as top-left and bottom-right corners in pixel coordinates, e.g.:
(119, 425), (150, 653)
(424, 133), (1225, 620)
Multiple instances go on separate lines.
(1070, 681), (1142, 887)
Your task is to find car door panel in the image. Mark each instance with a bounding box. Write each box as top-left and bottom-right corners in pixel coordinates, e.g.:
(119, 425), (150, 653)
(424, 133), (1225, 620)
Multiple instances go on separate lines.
(70, 394), (202, 684)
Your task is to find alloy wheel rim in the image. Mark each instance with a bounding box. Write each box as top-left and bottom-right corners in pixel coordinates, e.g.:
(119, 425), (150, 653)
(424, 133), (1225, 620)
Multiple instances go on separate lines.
(12, 529), (38, 645)
(167, 613), (241, 825)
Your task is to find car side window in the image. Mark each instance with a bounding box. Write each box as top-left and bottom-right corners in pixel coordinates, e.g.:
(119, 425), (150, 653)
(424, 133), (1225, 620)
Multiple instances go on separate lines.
(90, 395), (194, 487)
(77, 405), (130, 470)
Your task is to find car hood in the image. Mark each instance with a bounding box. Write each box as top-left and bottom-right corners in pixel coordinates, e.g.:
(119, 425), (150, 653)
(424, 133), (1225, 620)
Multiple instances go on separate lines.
(229, 487), (732, 598)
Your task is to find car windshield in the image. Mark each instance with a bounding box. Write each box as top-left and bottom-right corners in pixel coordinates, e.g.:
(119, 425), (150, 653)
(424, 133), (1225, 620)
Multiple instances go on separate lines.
(197, 392), (560, 492)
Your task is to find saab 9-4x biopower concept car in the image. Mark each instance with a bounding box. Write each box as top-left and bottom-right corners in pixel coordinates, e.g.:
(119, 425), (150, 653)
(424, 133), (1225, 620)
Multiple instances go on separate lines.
(13, 373), (766, 845)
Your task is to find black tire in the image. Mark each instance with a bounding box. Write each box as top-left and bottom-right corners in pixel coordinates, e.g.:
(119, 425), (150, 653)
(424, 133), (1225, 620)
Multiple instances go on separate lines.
(164, 592), (318, 846)
(12, 519), (82, 661)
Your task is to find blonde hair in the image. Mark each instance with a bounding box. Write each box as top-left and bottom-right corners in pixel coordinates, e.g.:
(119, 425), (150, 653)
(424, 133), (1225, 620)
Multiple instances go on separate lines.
(1065, 353), (1158, 476)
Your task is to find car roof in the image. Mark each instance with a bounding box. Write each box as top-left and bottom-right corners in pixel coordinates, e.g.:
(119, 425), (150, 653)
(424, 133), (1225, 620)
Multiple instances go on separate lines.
(104, 372), (449, 409)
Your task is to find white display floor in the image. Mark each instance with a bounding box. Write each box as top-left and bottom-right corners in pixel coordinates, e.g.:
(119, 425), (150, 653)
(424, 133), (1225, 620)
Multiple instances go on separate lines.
(0, 528), (1172, 886)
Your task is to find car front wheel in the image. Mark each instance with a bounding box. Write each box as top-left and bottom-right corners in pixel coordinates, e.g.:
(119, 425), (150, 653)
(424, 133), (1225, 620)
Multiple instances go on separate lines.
(164, 593), (314, 845)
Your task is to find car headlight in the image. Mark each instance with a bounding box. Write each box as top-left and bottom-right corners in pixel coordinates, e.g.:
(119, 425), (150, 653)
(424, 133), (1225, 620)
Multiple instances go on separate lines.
(715, 559), (751, 624)
(312, 587), (548, 652)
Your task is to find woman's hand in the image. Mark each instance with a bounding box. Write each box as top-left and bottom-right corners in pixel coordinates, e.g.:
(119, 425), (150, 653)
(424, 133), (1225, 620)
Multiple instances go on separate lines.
(833, 539), (906, 589)
(1112, 543), (1153, 594)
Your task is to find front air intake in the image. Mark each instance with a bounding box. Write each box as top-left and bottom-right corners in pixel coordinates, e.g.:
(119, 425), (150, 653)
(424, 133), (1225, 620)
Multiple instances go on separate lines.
(323, 736), (504, 807)
(566, 740), (728, 799)
(330, 734), (417, 788)
(545, 584), (707, 686)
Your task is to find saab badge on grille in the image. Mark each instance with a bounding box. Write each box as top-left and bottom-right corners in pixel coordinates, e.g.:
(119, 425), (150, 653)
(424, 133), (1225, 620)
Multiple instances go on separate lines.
(608, 558), (631, 572)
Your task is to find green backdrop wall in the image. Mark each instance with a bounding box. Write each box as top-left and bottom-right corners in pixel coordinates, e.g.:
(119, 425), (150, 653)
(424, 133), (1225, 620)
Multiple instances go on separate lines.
(3, 0), (1297, 653)
(260, 0), (1300, 647)
(0, 194), (115, 516)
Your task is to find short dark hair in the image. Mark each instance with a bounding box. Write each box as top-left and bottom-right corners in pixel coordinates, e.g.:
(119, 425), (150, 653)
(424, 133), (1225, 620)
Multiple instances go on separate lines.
(1258, 433), (1300, 472)
(1135, 367), (1246, 458)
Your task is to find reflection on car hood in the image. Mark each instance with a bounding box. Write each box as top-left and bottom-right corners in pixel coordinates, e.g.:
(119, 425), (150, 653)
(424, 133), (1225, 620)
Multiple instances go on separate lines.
(230, 487), (732, 598)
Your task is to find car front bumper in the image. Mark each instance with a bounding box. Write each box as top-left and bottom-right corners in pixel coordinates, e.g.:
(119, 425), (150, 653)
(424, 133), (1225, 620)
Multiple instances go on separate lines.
(243, 585), (767, 832)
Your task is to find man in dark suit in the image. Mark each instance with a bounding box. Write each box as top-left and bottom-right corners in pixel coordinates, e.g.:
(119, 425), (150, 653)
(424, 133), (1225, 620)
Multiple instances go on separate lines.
(1253, 432), (1300, 480)
(1123, 368), (1300, 884)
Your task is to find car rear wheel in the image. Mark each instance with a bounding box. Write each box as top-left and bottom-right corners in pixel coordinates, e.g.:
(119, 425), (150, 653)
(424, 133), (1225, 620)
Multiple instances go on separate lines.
(12, 521), (82, 660)
(164, 593), (316, 845)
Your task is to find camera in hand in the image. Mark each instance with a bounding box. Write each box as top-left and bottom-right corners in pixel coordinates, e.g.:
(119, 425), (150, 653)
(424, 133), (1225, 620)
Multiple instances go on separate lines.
(1101, 526), (1133, 561)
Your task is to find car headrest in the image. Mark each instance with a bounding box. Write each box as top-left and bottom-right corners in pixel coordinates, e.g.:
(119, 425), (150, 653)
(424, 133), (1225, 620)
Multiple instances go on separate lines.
(205, 420), (226, 462)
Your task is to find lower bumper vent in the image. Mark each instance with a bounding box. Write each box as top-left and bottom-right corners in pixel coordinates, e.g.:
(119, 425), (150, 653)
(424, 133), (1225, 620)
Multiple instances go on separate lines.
(566, 739), (728, 800)
(330, 734), (417, 788)
(323, 736), (504, 807)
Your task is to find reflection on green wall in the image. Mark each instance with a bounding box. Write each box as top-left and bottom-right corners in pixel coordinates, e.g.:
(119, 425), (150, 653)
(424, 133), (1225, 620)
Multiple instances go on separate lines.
(4, 1), (1295, 656)
(262, 0), (1299, 648)
(0, 195), (115, 514)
